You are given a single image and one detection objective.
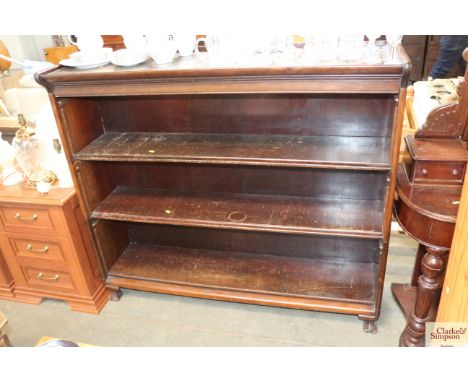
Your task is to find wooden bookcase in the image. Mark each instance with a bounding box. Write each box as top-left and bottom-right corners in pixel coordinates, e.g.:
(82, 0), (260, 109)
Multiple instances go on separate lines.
(37, 47), (410, 331)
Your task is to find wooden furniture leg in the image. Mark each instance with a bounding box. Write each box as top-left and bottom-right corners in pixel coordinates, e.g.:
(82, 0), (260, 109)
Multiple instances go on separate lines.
(107, 285), (122, 301)
(410, 244), (426, 287)
(362, 319), (378, 334)
(400, 246), (449, 347)
(0, 311), (11, 347)
(0, 332), (12, 346)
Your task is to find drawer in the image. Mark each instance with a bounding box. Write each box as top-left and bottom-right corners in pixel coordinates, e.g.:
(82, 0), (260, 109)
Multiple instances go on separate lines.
(8, 236), (65, 262)
(21, 267), (76, 293)
(0, 205), (59, 236)
(413, 161), (466, 185)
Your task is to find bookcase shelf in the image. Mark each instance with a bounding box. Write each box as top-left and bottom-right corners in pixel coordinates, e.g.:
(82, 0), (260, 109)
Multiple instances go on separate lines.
(76, 132), (391, 170)
(92, 186), (384, 239)
(107, 243), (377, 314)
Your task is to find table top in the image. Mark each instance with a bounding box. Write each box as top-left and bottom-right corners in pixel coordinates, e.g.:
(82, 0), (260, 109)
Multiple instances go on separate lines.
(406, 136), (468, 162)
(0, 183), (74, 206)
(397, 165), (460, 223)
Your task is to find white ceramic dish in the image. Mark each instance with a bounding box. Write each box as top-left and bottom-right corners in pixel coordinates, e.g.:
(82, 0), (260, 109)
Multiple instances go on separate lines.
(111, 49), (149, 67)
(59, 57), (111, 70)
(69, 47), (113, 63)
(147, 41), (177, 65)
(151, 54), (175, 65)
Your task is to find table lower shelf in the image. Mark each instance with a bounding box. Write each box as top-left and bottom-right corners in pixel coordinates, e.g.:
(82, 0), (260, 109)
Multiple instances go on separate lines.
(106, 243), (377, 315)
(391, 283), (439, 321)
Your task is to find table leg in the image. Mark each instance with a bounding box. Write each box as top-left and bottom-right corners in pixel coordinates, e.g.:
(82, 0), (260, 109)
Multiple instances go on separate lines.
(410, 244), (426, 287)
(400, 246), (449, 347)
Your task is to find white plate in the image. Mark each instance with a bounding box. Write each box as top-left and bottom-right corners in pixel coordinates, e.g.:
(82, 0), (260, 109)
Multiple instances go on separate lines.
(69, 48), (113, 62)
(111, 49), (149, 67)
(59, 57), (111, 70)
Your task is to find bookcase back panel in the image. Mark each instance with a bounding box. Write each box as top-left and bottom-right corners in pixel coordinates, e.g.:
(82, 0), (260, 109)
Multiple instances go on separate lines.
(103, 162), (388, 201)
(129, 223), (381, 263)
(92, 220), (381, 266)
(98, 94), (395, 137)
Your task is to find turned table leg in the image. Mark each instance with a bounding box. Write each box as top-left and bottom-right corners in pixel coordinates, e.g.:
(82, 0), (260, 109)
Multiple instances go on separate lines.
(410, 244), (426, 287)
(399, 246), (449, 347)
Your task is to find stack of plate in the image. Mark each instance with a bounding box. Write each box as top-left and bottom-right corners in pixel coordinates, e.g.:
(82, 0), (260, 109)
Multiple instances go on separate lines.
(59, 47), (113, 69)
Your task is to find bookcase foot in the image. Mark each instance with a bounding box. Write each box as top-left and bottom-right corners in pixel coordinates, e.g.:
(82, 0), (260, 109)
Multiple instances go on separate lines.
(362, 320), (378, 334)
(107, 285), (122, 301)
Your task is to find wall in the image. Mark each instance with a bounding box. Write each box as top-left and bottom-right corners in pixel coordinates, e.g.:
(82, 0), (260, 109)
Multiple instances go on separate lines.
(0, 35), (53, 69)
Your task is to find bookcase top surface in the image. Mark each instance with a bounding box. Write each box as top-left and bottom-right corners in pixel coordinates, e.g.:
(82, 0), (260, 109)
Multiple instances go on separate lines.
(37, 46), (410, 96)
(40, 53), (408, 81)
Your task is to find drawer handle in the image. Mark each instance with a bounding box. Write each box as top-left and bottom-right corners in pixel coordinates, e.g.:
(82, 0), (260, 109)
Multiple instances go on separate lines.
(37, 272), (59, 282)
(421, 169), (428, 176)
(452, 169), (459, 176)
(15, 213), (38, 221)
(26, 244), (49, 253)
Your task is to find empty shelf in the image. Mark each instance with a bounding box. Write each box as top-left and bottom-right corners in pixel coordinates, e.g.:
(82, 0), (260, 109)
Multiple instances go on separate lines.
(76, 132), (391, 170)
(92, 187), (384, 239)
(107, 243), (377, 309)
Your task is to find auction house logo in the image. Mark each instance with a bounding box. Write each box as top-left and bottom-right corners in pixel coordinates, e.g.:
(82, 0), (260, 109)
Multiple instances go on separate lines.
(426, 322), (468, 347)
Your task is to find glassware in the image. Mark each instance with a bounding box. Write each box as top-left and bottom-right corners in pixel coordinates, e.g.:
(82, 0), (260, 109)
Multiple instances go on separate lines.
(0, 132), (15, 176)
(365, 34), (382, 63)
(12, 114), (54, 185)
(313, 35), (339, 61)
(303, 35), (317, 61)
(386, 34), (403, 63)
(195, 35), (251, 66)
(339, 34), (364, 61)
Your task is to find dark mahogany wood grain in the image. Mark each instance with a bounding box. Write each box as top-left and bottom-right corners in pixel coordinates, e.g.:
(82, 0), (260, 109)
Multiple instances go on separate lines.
(108, 243), (377, 304)
(406, 136), (468, 161)
(92, 187), (384, 239)
(37, 48), (410, 325)
(400, 246), (449, 346)
(390, 283), (439, 320)
(76, 132), (391, 170)
(393, 49), (468, 346)
(397, 165), (460, 224)
(56, 98), (104, 154)
(83, 162), (388, 200)
(128, 223), (382, 263)
(98, 94), (395, 137)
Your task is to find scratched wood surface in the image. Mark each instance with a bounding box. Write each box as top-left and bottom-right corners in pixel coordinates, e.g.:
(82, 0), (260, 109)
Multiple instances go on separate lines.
(76, 133), (391, 170)
(109, 243), (376, 303)
(92, 186), (384, 238)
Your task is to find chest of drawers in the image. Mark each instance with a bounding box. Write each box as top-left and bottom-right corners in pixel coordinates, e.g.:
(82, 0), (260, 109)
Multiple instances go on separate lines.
(0, 184), (109, 313)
